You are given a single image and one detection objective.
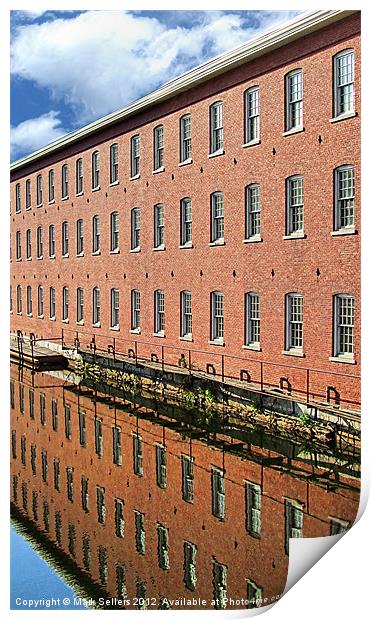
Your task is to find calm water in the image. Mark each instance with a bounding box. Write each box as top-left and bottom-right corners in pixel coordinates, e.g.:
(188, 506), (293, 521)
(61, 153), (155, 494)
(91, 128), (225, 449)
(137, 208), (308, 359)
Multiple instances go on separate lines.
(10, 363), (360, 610)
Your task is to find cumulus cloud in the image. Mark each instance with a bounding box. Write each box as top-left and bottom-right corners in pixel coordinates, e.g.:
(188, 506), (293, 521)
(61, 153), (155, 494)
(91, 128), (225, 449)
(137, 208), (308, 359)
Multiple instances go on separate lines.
(11, 110), (66, 159)
(11, 10), (301, 125)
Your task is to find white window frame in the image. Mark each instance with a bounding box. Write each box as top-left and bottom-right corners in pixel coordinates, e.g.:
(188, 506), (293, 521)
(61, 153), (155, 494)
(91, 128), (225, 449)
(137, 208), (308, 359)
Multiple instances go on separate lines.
(154, 203), (165, 249)
(76, 219), (84, 255)
(16, 230), (21, 260)
(49, 224), (55, 257)
(154, 289), (165, 336)
(180, 197), (192, 246)
(333, 49), (355, 118)
(210, 101), (223, 154)
(211, 291), (224, 344)
(92, 287), (101, 326)
(37, 285), (44, 318)
(15, 183), (21, 212)
(77, 287), (84, 323)
(180, 114), (192, 163)
(36, 174), (43, 206)
(180, 291), (192, 339)
(92, 151), (100, 190)
(245, 481), (261, 537)
(131, 289), (140, 332)
(246, 579), (263, 609)
(210, 192), (224, 243)
(245, 184), (261, 240)
(285, 293), (303, 352)
(26, 229), (31, 259)
(16, 285), (22, 314)
(333, 294), (354, 359)
(110, 211), (119, 252)
(62, 286), (69, 321)
(76, 158), (83, 194)
(131, 135), (140, 178)
(286, 175), (304, 236)
(110, 288), (120, 329)
(244, 87), (260, 144)
(285, 499), (303, 554)
(334, 165), (355, 232)
(62, 221), (69, 256)
(26, 285), (32, 316)
(61, 164), (68, 199)
(285, 69), (303, 132)
(154, 125), (164, 171)
(92, 215), (100, 254)
(37, 226), (43, 258)
(48, 169), (55, 202)
(25, 179), (31, 209)
(245, 293), (260, 348)
(49, 287), (55, 320)
(131, 208), (140, 250)
(110, 143), (119, 185)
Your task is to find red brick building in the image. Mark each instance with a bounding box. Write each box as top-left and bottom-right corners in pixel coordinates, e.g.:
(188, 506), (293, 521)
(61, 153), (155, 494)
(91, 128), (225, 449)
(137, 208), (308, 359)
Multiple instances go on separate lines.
(10, 10), (361, 410)
(10, 365), (360, 609)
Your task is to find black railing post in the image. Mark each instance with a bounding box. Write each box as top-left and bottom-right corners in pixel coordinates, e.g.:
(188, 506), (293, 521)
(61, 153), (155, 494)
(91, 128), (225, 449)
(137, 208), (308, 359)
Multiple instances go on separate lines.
(306, 368), (310, 404)
(161, 345), (165, 372)
(134, 340), (138, 367)
(221, 354), (225, 383)
(260, 361), (264, 392)
(113, 337), (116, 362)
(61, 327), (64, 348)
(188, 349), (192, 376)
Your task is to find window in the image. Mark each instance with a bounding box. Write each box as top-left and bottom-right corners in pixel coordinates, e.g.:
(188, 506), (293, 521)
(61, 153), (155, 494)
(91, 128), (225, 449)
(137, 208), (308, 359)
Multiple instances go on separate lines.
(10, 381), (15, 409)
(79, 410), (86, 446)
(96, 486), (106, 524)
(333, 295), (354, 358)
(110, 143), (119, 184)
(181, 455), (194, 503)
(245, 184), (261, 239)
(246, 580), (262, 609)
(112, 426), (122, 465)
(286, 176), (304, 235)
(68, 523), (76, 556)
(116, 563), (127, 598)
(110, 211), (119, 252)
(131, 289), (140, 332)
(180, 291), (192, 339)
(16, 230), (21, 260)
(62, 221), (69, 256)
(93, 287), (101, 325)
(19, 385), (25, 414)
(61, 164), (68, 198)
(12, 475), (18, 503)
(11, 430), (17, 459)
(333, 49), (354, 118)
(21, 436), (26, 465)
(37, 226), (43, 258)
(37, 285), (44, 317)
(26, 229), (31, 259)
(95, 417), (103, 456)
(334, 165), (355, 231)
(92, 215), (100, 253)
(41, 449), (48, 482)
(135, 510), (145, 554)
(157, 524), (169, 570)
(55, 512), (62, 544)
(37, 174), (42, 206)
(26, 179), (31, 209)
(22, 483), (28, 511)
(110, 288), (119, 328)
(92, 151), (100, 189)
(115, 498), (125, 537)
(48, 169), (55, 202)
(81, 477), (89, 512)
(40, 393), (46, 425)
(82, 535), (91, 570)
(180, 114), (192, 162)
(131, 135), (140, 177)
(210, 192), (224, 243)
(16, 285), (22, 314)
(156, 444), (167, 489)
(211, 291), (224, 343)
(135, 580), (147, 609)
(76, 219), (84, 255)
(212, 467), (225, 519)
(77, 287), (84, 323)
(76, 158), (83, 194)
(244, 87), (260, 143)
(180, 197), (192, 246)
(210, 101), (223, 154)
(154, 125), (164, 170)
(184, 542), (197, 590)
(154, 289), (165, 335)
(62, 286), (69, 321)
(285, 69), (303, 131)
(31, 444), (37, 473)
(51, 399), (58, 431)
(64, 403), (71, 439)
(16, 183), (21, 212)
(10, 285), (12, 313)
(213, 561), (227, 609)
(131, 208), (140, 250)
(29, 389), (35, 419)
(43, 500), (50, 531)
(285, 293), (303, 352)
(133, 433), (143, 476)
(245, 482), (261, 537)
(154, 203), (165, 248)
(32, 491), (38, 521)
(284, 499), (303, 554)
(245, 293), (260, 348)
(49, 287), (55, 320)
(49, 224), (55, 257)
(330, 517), (349, 535)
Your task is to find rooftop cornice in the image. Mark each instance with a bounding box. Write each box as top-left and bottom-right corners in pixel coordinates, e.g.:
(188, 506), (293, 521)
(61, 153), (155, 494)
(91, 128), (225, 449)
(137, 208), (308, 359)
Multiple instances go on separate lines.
(10, 10), (358, 173)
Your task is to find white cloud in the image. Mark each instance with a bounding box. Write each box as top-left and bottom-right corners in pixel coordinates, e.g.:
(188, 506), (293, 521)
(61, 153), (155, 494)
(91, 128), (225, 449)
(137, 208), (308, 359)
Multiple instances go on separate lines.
(11, 10), (301, 125)
(11, 111), (66, 159)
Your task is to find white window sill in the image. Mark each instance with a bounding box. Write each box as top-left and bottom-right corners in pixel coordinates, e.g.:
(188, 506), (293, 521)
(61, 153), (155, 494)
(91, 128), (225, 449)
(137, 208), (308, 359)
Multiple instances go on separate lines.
(75, 192), (84, 197)
(243, 344), (261, 352)
(130, 328), (141, 335)
(48, 200), (55, 205)
(130, 174), (140, 181)
(179, 243), (193, 249)
(153, 332), (165, 338)
(282, 349), (305, 357)
(208, 149), (224, 159)
(38, 315), (44, 320)
(16, 258), (22, 262)
(25, 207), (32, 211)
(26, 313), (32, 318)
(153, 166), (165, 175)
(92, 322), (101, 328)
(77, 320), (84, 326)
(109, 249), (120, 255)
(49, 255), (56, 259)
(179, 335), (193, 342)
(110, 326), (120, 331)
(329, 356), (356, 365)
(208, 339), (225, 347)
(61, 196), (69, 201)
(209, 239), (225, 247)
(282, 126), (304, 137)
(37, 204), (43, 208)
(62, 319), (69, 324)
(36, 256), (43, 260)
(92, 186), (101, 192)
(62, 254), (69, 258)
(244, 235), (262, 244)
(331, 228), (356, 237)
(242, 139), (261, 148)
(50, 317), (56, 322)
(153, 245), (166, 251)
(283, 232), (306, 240)
(178, 158), (192, 167)
(109, 180), (119, 187)
(76, 252), (84, 258)
(17, 313), (22, 316)
(92, 250), (101, 256)
(330, 111), (357, 124)
(26, 257), (32, 261)
(130, 247), (141, 253)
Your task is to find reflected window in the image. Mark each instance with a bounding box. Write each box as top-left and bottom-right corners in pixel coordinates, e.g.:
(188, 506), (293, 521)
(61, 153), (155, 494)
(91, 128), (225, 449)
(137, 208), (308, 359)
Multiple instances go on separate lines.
(41, 449), (48, 482)
(211, 467), (225, 520)
(156, 444), (167, 489)
(247, 579), (262, 609)
(133, 433), (143, 476)
(184, 541), (197, 591)
(95, 417), (103, 457)
(157, 524), (170, 570)
(115, 498), (125, 538)
(31, 444), (37, 475)
(81, 476), (89, 512)
(68, 523), (76, 556)
(284, 499), (303, 554)
(29, 389), (34, 419)
(135, 510), (145, 555)
(113, 426), (122, 465)
(66, 467), (74, 502)
(51, 399), (58, 431)
(32, 491), (38, 521)
(40, 392), (46, 426)
(53, 458), (60, 491)
(213, 560), (227, 609)
(97, 485), (106, 524)
(43, 499), (50, 531)
(55, 512), (62, 545)
(64, 404), (71, 439)
(82, 534), (91, 571)
(116, 563), (127, 598)
(182, 455), (194, 503)
(98, 547), (108, 585)
(79, 410), (86, 446)
(245, 482), (261, 537)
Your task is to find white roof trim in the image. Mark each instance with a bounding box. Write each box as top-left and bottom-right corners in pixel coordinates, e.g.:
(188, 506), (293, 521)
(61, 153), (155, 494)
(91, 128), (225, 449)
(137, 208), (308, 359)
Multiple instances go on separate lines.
(10, 10), (357, 173)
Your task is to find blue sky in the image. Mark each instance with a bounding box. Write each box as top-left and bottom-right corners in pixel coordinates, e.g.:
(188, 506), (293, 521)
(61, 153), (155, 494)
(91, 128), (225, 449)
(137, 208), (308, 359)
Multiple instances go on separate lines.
(10, 9), (302, 161)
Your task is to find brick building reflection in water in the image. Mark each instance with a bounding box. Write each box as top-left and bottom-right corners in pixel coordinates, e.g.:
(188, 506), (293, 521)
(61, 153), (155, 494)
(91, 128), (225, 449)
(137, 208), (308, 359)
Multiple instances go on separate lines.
(10, 364), (360, 610)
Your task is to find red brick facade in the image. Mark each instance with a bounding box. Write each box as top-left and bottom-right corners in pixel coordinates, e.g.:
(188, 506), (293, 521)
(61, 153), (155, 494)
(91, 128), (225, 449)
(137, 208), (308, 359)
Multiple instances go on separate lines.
(10, 13), (361, 409)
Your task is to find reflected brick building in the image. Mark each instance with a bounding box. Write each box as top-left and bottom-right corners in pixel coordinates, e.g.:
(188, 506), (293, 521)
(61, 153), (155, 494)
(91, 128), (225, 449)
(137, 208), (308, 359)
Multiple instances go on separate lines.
(10, 365), (360, 609)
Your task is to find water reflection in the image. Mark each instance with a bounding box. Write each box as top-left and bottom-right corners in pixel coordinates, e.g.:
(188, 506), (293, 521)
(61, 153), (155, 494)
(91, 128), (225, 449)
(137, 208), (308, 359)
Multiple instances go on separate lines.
(10, 364), (360, 610)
